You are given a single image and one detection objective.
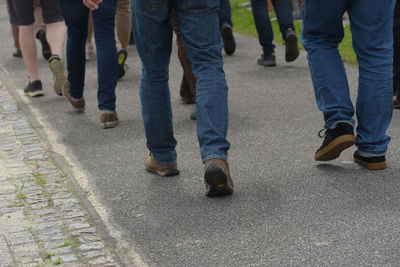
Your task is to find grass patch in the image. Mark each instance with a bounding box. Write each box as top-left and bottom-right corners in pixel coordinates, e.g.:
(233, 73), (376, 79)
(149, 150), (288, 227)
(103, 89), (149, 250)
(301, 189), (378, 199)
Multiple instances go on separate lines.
(33, 172), (46, 186)
(53, 258), (62, 265)
(45, 252), (55, 258)
(60, 173), (67, 178)
(230, 0), (357, 65)
(16, 193), (26, 200)
(58, 241), (71, 248)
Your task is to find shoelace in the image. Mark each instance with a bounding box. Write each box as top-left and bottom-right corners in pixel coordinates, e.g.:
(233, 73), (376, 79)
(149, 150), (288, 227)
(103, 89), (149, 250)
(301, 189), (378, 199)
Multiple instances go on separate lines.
(318, 128), (328, 138)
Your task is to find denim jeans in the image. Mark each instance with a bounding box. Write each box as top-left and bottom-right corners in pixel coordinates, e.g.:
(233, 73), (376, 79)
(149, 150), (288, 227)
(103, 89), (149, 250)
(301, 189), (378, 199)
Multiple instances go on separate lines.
(219, 0), (232, 27)
(58, 0), (118, 111)
(131, 0), (230, 165)
(250, 0), (294, 55)
(301, 0), (395, 156)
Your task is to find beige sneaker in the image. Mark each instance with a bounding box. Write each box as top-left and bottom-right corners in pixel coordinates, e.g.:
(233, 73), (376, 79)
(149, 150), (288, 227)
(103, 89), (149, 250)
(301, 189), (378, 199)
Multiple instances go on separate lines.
(204, 158), (234, 197)
(62, 81), (85, 113)
(100, 111), (119, 129)
(48, 56), (67, 96)
(145, 153), (179, 177)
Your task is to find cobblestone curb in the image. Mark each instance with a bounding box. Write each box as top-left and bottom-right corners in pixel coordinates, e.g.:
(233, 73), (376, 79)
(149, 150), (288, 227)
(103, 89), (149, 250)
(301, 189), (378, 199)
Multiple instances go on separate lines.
(0, 80), (121, 266)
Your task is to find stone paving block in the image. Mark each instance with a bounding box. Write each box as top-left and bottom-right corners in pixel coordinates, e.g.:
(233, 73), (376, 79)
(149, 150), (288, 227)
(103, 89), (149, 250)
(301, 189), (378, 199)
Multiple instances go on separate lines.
(71, 227), (96, 236)
(80, 242), (105, 251)
(0, 234), (13, 267)
(51, 254), (78, 263)
(88, 256), (115, 265)
(82, 249), (107, 259)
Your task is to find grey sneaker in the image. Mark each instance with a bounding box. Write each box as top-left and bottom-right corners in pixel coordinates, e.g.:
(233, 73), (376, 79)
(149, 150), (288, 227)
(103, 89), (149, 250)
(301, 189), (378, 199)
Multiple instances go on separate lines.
(257, 53), (276, 67)
(49, 55), (67, 96)
(144, 153), (180, 177)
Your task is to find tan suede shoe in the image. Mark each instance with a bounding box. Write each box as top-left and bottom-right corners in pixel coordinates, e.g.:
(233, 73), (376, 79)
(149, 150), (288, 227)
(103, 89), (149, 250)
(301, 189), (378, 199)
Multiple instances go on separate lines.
(62, 81), (85, 113)
(99, 111), (119, 129)
(144, 153), (179, 177)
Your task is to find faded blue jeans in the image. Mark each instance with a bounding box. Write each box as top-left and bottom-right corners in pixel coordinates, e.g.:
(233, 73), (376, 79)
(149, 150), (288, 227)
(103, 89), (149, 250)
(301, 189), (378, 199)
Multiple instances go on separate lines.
(58, 0), (118, 111)
(131, 0), (230, 165)
(301, 0), (395, 157)
(250, 0), (295, 55)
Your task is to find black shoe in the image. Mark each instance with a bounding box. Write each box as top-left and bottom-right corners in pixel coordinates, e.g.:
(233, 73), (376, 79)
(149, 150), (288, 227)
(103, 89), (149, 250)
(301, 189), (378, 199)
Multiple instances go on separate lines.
(315, 122), (355, 161)
(117, 50), (128, 80)
(257, 53), (276, 66)
(36, 29), (51, 61)
(24, 80), (44, 97)
(354, 150), (386, 170)
(220, 23), (236, 56)
(284, 28), (299, 62)
(13, 49), (22, 58)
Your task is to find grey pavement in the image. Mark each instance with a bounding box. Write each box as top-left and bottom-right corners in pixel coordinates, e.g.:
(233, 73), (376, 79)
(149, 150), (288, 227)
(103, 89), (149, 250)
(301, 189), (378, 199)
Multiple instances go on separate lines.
(1, 4), (400, 266)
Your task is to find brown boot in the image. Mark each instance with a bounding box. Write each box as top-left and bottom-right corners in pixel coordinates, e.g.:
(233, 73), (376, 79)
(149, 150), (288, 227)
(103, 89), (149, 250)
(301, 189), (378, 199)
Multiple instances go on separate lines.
(99, 111), (119, 129)
(62, 81), (85, 113)
(204, 159), (234, 197)
(144, 153), (180, 177)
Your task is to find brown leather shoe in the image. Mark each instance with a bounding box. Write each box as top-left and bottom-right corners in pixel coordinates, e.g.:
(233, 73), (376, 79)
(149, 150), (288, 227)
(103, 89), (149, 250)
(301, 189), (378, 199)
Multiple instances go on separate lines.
(394, 96), (400, 109)
(144, 153), (179, 177)
(99, 111), (119, 129)
(62, 81), (85, 113)
(204, 158), (234, 197)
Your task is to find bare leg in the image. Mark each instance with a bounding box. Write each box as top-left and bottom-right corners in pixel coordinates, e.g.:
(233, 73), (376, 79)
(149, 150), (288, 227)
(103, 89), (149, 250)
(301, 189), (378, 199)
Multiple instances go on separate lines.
(19, 25), (39, 82)
(45, 22), (66, 58)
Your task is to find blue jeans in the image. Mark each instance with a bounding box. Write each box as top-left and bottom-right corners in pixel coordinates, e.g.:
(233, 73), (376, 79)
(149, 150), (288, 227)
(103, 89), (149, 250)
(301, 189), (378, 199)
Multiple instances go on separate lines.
(301, 0), (395, 157)
(58, 0), (118, 111)
(250, 0), (294, 55)
(131, 0), (230, 165)
(219, 0), (232, 27)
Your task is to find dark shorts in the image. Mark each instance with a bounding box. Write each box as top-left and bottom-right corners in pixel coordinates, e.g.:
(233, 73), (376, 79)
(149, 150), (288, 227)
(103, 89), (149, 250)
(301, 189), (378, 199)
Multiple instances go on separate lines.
(7, 0), (63, 26)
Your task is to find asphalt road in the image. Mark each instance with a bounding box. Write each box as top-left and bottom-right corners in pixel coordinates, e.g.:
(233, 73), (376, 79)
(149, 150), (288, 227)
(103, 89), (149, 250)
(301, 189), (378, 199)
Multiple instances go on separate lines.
(1, 5), (400, 266)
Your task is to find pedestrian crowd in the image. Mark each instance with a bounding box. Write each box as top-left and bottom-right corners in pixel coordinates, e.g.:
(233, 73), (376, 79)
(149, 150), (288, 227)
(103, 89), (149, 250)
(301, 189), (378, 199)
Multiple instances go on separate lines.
(6, 0), (399, 197)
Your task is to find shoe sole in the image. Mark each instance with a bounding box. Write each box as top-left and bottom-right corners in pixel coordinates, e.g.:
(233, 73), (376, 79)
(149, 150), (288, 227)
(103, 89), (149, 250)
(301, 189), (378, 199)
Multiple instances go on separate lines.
(101, 120), (119, 129)
(220, 26), (236, 56)
(257, 59), (276, 67)
(204, 163), (233, 197)
(25, 90), (44, 97)
(314, 134), (355, 161)
(285, 33), (299, 62)
(49, 60), (66, 96)
(354, 158), (387, 170)
(146, 166), (180, 177)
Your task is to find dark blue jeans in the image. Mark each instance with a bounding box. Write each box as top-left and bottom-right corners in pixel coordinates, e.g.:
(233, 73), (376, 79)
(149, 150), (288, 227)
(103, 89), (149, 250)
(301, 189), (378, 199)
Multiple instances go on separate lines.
(219, 0), (232, 27)
(131, 0), (230, 165)
(58, 0), (118, 111)
(301, 0), (395, 157)
(250, 0), (294, 55)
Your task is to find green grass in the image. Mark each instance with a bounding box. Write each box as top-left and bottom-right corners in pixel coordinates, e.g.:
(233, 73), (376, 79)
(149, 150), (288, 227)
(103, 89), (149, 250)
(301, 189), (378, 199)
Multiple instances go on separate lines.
(230, 0), (357, 65)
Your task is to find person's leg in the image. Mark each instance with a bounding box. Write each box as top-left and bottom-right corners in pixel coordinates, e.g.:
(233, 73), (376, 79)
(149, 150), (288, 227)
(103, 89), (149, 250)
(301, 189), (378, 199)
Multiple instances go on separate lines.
(218, 0), (232, 27)
(172, 9), (196, 103)
(176, 0), (233, 196)
(349, 0), (395, 159)
(393, 0), (400, 106)
(33, 3), (52, 61)
(301, 0), (356, 161)
(272, 0), (299, 62)
(58, 0), (88, 100)
(86, 11), (94, 60)
(115, 0), (132, 50)
(132, 0), (177, 166)
(176, 1), (230, 163)
(92, 0), (118, 112)
(250, 0), (275, 56)
(271, 0), (295, 38)
(6, 0), (21, 56)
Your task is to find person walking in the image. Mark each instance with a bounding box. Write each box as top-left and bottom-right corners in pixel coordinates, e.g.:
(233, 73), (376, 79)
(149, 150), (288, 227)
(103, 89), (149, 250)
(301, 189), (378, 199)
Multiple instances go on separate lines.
(219, 0), (236, 56)
(301, 0), (395, 170)
(250, 0), (299, 66)
(7, 0), (67, 97)
(125, 0), (233, 197)
(61, 0), (119, 129)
